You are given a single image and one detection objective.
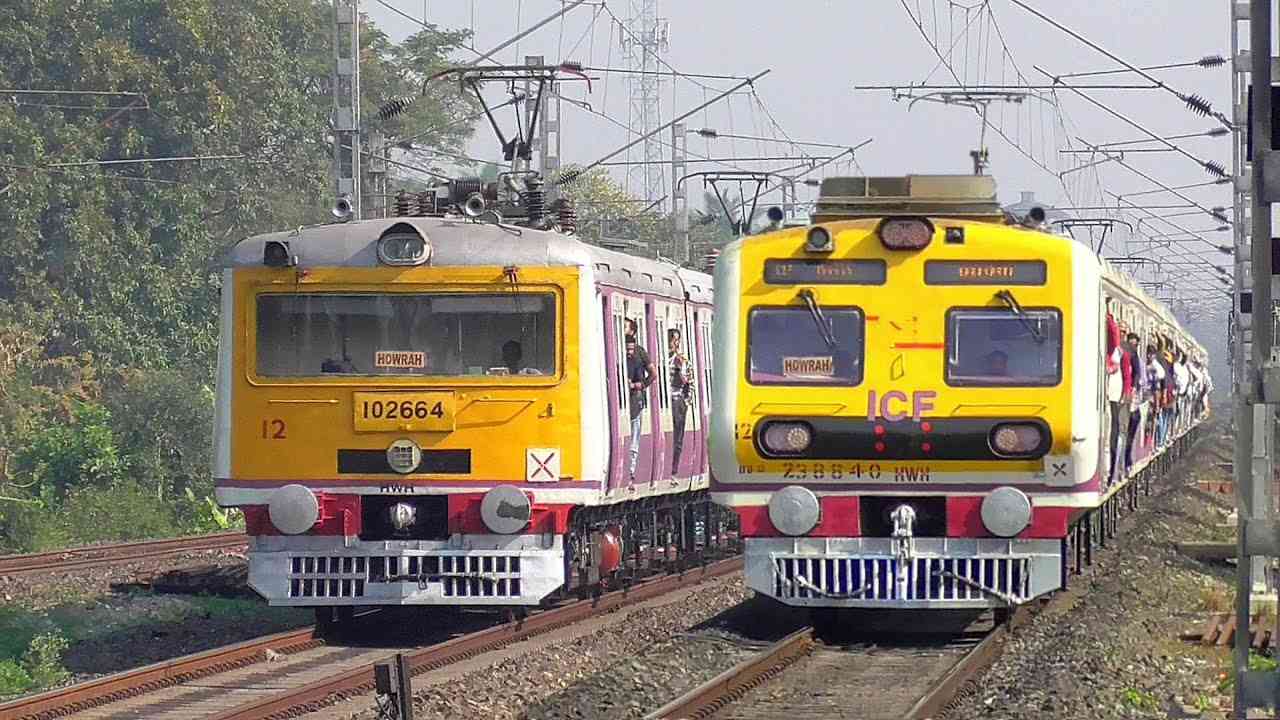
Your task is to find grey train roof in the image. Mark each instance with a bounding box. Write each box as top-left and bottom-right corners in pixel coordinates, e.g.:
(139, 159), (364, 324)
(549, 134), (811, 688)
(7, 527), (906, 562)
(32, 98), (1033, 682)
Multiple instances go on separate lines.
(224, 216), (713, 305)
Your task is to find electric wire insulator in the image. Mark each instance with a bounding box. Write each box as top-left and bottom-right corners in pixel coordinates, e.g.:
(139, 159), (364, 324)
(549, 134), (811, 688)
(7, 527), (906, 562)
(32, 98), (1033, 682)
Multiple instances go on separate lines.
(394, 189), (412, 216)
(555, 198), (578, 235)
(525, 177), (546, 222)
(1197, 55), (1226, 68)
(1202, 159), (1227, 178)
(1182, 93), (1212, 117)
(377, 96), (416, 121)
(554, 168), (584, 188)
(450, 177), (483, 202)
(415, 191), (434, 216)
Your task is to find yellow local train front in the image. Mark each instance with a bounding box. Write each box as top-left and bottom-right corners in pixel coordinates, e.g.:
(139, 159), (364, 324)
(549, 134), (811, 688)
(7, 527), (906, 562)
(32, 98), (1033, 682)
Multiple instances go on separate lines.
(214, 217), (601, 613)
(709, 176), (1105, 609)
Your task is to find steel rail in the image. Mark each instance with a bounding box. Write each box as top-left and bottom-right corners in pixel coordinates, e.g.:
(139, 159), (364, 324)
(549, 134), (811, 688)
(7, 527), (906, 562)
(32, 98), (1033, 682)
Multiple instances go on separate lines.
(645, 627), (815, 720)
(0, 626), (319, 720)
(207, 556), (743, 720)
(0, 531), (246, 575)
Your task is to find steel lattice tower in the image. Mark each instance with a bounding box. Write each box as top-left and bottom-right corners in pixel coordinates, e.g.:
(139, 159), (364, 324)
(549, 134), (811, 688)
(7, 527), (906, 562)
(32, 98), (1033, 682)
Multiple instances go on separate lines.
(620, 0), (668, 207)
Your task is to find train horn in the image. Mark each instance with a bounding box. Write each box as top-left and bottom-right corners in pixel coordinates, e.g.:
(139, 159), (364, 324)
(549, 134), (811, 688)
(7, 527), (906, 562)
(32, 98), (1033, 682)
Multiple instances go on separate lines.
(462, 192), (487, 218)
(331, 193), (354, 222)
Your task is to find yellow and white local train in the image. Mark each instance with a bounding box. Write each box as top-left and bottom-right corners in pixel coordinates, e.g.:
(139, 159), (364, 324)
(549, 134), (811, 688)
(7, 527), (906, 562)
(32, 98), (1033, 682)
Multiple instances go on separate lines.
(213, 180), (715, 621)
(709, 175), (1208, 608)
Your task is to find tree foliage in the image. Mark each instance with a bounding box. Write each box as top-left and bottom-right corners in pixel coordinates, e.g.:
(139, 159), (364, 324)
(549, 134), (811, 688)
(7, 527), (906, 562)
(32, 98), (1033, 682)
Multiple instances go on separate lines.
(0, 1), (475, 551)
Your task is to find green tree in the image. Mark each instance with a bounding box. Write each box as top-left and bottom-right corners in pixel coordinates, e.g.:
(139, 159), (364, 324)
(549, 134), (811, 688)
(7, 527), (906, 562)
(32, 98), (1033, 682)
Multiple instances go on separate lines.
(12, 401), (121, 503)
(0, 2), (477, 549)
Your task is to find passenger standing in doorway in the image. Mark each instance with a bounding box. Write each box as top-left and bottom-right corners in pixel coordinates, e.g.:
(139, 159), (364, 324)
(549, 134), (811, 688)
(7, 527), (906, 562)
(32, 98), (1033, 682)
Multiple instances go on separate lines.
(626, 337), (654, 481)
(1124, 331), (1146, 469)
(667, 327), (694, 474)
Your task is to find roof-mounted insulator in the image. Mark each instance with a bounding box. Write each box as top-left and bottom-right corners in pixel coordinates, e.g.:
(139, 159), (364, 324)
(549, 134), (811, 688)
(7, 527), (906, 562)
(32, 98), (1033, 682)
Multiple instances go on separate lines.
(377, 96), (416, 121)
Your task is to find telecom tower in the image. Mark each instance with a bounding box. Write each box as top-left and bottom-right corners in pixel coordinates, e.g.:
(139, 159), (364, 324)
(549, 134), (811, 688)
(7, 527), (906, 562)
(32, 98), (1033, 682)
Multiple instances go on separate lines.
(620, 0), (669, 208)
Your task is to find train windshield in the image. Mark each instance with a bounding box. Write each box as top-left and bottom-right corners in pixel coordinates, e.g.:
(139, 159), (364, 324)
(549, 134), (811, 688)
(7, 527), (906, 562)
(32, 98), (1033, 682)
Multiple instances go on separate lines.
(747, 306), (864, 385)
(255, 293), (556, 378)
(946, 308), (1062, 386)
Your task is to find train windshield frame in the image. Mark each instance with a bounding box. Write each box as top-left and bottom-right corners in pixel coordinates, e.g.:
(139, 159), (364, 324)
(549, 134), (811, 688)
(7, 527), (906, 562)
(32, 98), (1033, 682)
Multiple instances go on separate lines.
(945, 307), (1063, 387)
(746, 306), (865, 386)
(254, 292), (558, 379)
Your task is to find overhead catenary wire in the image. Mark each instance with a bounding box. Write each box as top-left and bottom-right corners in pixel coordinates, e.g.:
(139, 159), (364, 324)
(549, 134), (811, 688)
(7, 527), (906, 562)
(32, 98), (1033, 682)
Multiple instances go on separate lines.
(1007, 0), (1231, 128)
(1035, 66), (1228, 180)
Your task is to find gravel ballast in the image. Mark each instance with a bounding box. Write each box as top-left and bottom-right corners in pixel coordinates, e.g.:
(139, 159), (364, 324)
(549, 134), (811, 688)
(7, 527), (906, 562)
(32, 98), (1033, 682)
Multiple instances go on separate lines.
(946, 427), (1237, 720)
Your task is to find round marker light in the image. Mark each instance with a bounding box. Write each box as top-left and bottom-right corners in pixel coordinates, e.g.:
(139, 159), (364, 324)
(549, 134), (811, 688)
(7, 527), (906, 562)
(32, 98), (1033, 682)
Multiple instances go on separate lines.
(805, 226), (833, 253)
(480, 486), (531, 534)
(386, 438), (423, 474)
(981, 486), (1032, 537)
(388, 502), (417, 532)
(878, 218), (934, 250)
(767, 486), (821, 536)
(268, 484), (320, 535)
(989, 423), (1045, 457)
(760, 422), (813, 456)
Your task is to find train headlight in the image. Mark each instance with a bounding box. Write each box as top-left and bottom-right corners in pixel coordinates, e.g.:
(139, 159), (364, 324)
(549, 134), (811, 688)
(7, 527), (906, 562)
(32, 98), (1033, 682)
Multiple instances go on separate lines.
(988, 422), (1046, 457)
(386, 438), (422, 474)
(759, 422), (813, 456)
(981, 486), (1032, 537)
(768, 486), (821, 536)
(263, 239), (295, 267)
(480, 486), (531, 534)
(877, 217), (934, 250)
(377, 229), (430, 266)
(805, 226), (833, 253)
(388, 502), (417, 532)
(268, 484), (320, 535)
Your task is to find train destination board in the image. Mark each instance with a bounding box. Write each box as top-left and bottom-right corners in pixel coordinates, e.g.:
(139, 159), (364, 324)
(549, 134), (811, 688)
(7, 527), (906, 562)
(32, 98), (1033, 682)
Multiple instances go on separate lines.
(763, 259), (886, 285)
(924, 260), (1047, 285)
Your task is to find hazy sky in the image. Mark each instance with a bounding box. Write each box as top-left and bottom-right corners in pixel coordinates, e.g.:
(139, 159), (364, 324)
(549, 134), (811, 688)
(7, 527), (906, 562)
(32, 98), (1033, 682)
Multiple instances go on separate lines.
(365, 1), (1234, 331)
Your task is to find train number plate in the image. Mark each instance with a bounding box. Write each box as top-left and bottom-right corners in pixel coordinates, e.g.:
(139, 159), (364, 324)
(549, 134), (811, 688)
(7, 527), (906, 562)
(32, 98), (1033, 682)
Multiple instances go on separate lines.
(353, 392), (456, 432)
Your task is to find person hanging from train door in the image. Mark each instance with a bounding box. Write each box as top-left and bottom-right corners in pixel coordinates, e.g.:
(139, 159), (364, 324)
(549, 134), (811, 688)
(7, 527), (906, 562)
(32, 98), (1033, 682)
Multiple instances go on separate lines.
(625, 336), (655, 482)
(1103, 303), (1128, 486)
(667, 327), (694, 474)
(1124, 330), (1146, 471)
(1152, 340), (1172, 445)
(1173, 350), (1190, 433)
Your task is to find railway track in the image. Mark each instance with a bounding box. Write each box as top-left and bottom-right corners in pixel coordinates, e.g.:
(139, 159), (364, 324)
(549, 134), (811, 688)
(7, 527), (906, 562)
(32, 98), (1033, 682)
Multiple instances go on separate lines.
(0, 555), (742, 720)
(648, 426), (1220, 720)
(0, 532), (247, 575)
(647, 618), (1002, 720)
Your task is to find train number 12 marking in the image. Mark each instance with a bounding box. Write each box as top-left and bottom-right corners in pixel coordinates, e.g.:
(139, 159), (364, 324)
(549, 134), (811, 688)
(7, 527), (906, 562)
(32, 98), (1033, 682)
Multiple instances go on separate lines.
(261, 419), (286, 439)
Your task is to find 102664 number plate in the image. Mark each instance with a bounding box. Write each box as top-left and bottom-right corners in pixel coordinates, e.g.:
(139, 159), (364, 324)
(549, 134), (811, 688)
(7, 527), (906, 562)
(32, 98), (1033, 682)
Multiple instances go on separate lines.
(353, 392), (455, 432)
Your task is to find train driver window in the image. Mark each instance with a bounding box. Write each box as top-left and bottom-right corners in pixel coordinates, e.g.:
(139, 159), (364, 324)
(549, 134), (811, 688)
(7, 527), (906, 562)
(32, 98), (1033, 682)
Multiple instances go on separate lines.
(255, 293), (556, 378)
(747, 306), (864, 385)
(946, 307), (1062, 386)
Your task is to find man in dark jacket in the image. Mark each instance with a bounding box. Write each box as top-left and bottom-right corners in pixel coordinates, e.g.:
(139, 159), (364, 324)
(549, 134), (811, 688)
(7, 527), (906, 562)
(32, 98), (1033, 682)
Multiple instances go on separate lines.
(667, 328), (694, 473)
(626, 337), (654, 481)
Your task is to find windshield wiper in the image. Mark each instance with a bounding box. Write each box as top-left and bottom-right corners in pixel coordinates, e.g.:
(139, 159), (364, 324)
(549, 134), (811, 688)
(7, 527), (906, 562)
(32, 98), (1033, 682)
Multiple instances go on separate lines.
(798, 288), (838, 351)
(995, 289), (1045, 344)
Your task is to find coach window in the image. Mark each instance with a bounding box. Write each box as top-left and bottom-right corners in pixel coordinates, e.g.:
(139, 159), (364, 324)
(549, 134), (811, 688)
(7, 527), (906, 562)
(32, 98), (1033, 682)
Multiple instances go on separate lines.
(945, 307), (1062, 386)
(747, 306), (864, 385)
